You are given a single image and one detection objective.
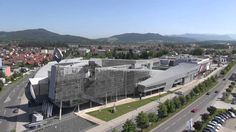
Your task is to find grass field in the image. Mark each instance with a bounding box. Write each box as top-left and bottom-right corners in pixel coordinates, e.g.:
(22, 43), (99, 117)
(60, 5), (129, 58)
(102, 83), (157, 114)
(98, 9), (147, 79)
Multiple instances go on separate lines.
(87, 93), (168, 121)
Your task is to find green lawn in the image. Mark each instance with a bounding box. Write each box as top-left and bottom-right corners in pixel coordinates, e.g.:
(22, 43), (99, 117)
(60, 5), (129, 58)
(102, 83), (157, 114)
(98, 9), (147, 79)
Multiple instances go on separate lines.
(88, 93), (168, 121)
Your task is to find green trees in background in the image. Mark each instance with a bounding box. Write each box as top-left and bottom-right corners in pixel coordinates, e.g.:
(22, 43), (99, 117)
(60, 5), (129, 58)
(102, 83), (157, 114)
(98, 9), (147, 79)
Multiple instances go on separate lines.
(191, 48), (203, 56)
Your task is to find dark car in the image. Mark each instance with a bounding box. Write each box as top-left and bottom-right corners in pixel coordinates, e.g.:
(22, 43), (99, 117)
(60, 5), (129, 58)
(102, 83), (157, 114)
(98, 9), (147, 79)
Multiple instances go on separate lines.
(212, 119), (223, 124)
(13, 108), (19, 113)
(214, 90), (218, 93)
(223, 78), (226, 81)
(206, 92), (211, 95)
(191, 108), (198, 113)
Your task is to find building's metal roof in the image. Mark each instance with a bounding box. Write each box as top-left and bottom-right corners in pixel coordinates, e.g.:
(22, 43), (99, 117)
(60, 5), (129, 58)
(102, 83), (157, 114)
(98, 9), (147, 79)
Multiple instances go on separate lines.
(138, 63), (200, 87)
(34, 57), (83, 78)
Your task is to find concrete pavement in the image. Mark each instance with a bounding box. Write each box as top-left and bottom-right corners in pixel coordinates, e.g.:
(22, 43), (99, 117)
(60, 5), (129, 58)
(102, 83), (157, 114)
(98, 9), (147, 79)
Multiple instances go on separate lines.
(0, 71), (34, 132)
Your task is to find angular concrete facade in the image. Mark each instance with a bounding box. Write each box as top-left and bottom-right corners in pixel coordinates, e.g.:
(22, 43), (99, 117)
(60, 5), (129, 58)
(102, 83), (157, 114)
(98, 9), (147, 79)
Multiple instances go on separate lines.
(25, 57), (210, 108)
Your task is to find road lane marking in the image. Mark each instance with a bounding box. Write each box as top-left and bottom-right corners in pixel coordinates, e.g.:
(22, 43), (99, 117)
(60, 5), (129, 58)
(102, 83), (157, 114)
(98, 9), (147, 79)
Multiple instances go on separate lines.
(177, 117), (182, 121)
(171, 122), (176, 126)
(164, 126), (170, 131)
(3, 110), (6, 115)
(4, 96), (11, 103)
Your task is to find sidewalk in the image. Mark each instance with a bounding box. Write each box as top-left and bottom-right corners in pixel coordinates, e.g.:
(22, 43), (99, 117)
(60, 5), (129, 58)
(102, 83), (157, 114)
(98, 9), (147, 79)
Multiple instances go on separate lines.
(80, 66), (224, 132)
(16, 93), (29, 132)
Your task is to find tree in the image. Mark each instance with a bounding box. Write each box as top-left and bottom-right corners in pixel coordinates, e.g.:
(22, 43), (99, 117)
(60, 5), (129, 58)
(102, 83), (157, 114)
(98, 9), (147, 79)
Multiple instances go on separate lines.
(191, 48), (203, 56)
(193, 87), (200, 94)
(158, 103), (168, 118)
(136, 111), (149, 130)
(122, 119), (136, 132)
(207, 106), (217, 115)
(231, 82), (235, 86)
(232, 49), (236, 54)
(166, 100), (176, 113)
(201, 113), (210, 122)
(193, 121), (203, 131)
(185, 95), (191, 102)
(189, 91), (196, 98)
(112, 128), (118, 132)
(222, 92), (229, 101)
(148, 112), (158, 122)
(0, 72), (5, 78)
(173, 97), (181, 109)
(179, 96), (186, 106)
(226, 88), (232, 93)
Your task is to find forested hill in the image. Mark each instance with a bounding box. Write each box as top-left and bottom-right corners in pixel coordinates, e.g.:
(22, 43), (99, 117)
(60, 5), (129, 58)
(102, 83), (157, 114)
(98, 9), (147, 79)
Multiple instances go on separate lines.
(0, 28), (96, 45)
(98, 33), (196, 43)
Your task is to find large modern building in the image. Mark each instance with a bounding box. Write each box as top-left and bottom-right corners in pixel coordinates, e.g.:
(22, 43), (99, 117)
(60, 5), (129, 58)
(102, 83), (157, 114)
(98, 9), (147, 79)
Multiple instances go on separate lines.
(25, 55), (211, 109)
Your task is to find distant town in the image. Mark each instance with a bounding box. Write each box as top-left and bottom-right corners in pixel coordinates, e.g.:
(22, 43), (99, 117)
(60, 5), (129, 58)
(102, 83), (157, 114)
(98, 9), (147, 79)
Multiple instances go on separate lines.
(1, 29), (236, 132)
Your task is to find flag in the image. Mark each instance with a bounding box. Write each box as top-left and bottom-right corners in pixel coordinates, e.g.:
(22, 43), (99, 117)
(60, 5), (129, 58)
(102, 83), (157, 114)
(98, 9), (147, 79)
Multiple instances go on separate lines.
(53, 48), (63, 63)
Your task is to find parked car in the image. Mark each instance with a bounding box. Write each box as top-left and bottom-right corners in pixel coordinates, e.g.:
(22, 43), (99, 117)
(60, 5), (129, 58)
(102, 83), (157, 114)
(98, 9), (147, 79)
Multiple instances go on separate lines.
(217, 115), (226, 120)
(13, 108), (19, 113)
(207, 124), (219, 131)
(220, 114), (229, 119)
(211, 121), (222, 127)
(208, 123), (221, 130)
(206, 92), (211, 95)
(205, 127), (217, 132)
(212, 119), (223, 124)
(228, 111), (236, 118)
(215, 116), (225, 121)
(210, 121), (222, 127)
(214, 90), (218, 93)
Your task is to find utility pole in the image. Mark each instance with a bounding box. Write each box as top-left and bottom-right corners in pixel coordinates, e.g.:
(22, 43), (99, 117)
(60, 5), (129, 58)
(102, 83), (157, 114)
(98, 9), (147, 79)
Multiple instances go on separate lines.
(59, 100), (62, 120)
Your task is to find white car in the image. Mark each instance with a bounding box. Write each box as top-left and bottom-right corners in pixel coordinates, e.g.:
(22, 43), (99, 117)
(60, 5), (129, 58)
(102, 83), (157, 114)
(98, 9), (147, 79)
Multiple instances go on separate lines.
(208, 123), (220, 130)
(211, 121), (222, 127)
(215, 116), (225, 122)
(228, 111), (236, 118)
(209, 122), (221, 129)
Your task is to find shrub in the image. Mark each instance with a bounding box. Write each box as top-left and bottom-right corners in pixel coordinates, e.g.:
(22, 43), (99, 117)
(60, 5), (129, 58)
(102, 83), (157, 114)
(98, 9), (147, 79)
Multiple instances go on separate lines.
(148, 112), (158, 122)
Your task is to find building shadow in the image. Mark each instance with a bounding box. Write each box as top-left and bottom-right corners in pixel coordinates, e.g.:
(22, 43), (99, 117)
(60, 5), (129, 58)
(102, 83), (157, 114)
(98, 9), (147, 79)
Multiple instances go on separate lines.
(0, 112), (29, 123)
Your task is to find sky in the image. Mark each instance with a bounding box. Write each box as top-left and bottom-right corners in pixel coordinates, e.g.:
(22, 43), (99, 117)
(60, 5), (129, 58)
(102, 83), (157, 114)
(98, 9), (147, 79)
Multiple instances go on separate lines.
(0, 0), (236, 38)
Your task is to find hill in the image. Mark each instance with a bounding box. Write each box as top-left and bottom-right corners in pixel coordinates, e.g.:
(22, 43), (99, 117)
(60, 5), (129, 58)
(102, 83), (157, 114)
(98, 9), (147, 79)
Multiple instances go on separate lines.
(98, 33), (196, 43)
(173, 34), (233, 41)
(0, 28), (94, 44)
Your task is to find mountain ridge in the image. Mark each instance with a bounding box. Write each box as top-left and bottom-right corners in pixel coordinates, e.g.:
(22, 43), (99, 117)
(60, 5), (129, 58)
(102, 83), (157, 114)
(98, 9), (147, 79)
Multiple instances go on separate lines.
(0, 29), (235, 45)
(172, 33), (233, 41)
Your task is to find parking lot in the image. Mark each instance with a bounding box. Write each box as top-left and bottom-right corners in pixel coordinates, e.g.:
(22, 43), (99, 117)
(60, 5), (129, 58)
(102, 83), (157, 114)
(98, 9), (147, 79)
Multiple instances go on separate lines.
(219, 118), (236, 132)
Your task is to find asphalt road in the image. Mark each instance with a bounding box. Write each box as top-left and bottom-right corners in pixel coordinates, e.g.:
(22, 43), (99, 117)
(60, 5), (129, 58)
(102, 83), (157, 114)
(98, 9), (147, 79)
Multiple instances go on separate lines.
(151, 66), (236, 132)
(0, 71), (34, 132)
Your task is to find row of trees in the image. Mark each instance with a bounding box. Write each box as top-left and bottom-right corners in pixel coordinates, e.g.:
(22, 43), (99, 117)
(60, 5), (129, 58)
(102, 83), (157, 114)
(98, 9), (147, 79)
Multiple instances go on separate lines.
(222, 81), (236, 102)
(121, 111), (158, 132)
(221, 61), (236, 75)
(0, 72), (23, 92)
(119, 76), (217, 132)
(159, 76), (217, 119)
(66, 48), (170, 60)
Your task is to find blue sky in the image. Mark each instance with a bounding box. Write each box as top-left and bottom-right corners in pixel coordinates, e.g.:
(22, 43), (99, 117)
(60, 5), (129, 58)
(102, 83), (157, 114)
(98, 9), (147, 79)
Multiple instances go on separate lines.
(0, 0), (236, 38)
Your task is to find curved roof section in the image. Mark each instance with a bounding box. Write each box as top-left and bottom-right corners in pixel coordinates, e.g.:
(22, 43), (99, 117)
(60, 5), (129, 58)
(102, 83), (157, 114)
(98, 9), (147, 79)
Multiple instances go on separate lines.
(138, 63), (200, 87)
(34, 57), (83, 78)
